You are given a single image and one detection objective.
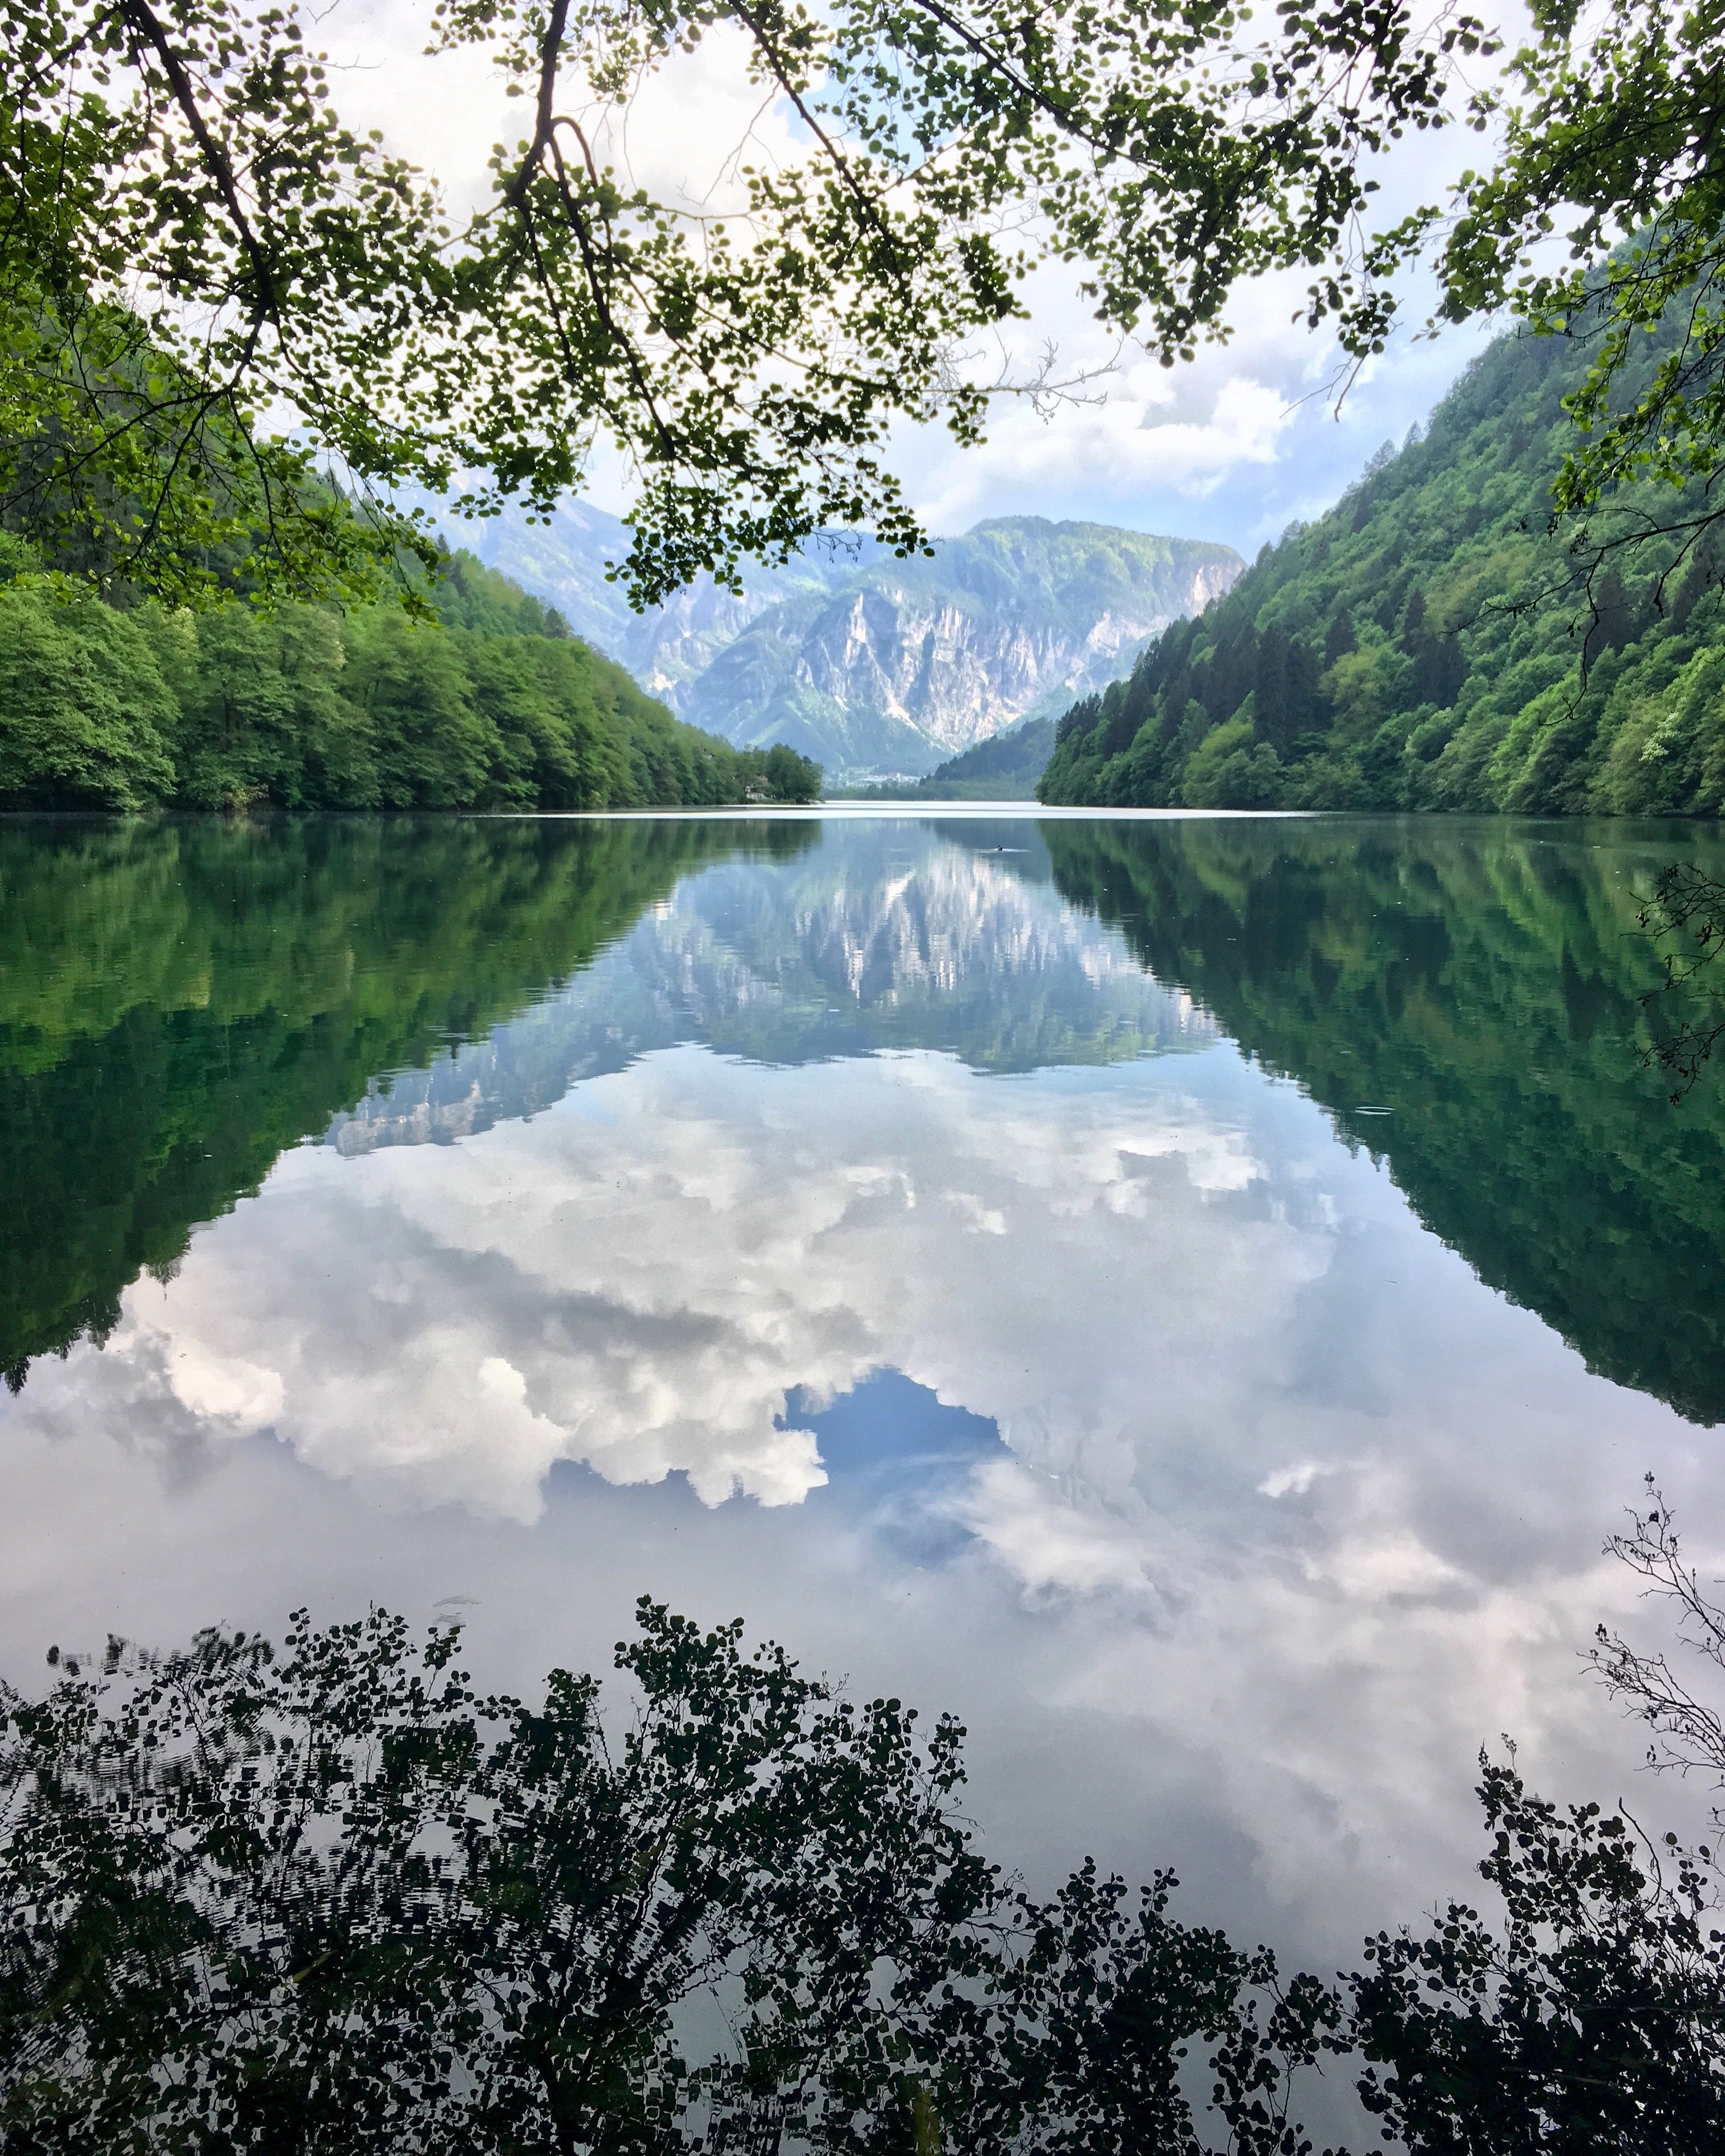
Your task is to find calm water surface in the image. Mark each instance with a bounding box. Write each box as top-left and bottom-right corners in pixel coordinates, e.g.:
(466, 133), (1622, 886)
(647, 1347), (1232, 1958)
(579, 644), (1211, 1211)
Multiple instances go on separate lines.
(4, 807), (1724, 1981)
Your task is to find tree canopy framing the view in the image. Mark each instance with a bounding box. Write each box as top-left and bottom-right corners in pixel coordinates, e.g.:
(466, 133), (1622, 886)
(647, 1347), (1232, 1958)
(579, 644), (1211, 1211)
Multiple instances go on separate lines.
(0, 0), (1500, 608)
(9, 0), (1725, 612)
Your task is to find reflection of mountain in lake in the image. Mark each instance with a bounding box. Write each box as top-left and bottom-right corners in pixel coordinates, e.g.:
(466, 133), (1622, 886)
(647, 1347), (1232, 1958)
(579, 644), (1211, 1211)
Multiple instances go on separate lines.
(0, 817), (815, 1388)
(326, 822), (1215, 1153)
(7, 812), (1725, 1434)
(1043, 817), (1725, 1426)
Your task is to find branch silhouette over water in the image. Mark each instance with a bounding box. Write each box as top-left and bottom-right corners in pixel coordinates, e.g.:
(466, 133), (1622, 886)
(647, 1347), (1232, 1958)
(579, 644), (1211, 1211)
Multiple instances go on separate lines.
(3, 1557), (1724, 2153)
(1637, 866), (1725, 1103)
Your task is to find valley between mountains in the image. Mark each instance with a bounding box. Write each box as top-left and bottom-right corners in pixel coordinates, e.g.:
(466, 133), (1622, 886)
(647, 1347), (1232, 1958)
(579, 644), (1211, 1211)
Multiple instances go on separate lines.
(460, 508), (1241, 784)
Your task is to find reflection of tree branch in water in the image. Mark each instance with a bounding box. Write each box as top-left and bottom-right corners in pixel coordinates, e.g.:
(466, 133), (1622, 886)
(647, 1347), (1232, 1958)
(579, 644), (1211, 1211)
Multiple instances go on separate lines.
(1639, 864), (1725, 1101)
(6, 1508), (1725, 2147)
(1591, 1476), (1725, 1785)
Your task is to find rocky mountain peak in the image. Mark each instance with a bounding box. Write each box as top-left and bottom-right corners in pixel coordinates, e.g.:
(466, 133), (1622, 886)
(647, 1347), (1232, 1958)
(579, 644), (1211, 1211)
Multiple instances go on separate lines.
(457, 505), (1241, 781)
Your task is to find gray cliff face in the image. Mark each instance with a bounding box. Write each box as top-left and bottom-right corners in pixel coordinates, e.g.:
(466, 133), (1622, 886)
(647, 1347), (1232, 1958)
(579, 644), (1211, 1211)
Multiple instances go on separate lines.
(456, 504), (1241, 780)
(623, 546), (878, 707)
(455, 504), (884, 702)
(685, 523), (1242, 775)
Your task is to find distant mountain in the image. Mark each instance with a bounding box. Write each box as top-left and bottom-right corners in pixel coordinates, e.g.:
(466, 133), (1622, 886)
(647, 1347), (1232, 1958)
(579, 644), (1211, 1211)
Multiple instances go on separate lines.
(453, 505), (1240, 781)
(453, 499), (879, 704)
(676, 521), (1241, 777)
(855, 715), (1056, 799)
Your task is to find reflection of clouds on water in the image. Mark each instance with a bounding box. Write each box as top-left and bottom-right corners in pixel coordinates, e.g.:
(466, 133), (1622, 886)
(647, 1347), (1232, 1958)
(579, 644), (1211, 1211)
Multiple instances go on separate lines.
(94, 1046), (1298, 1523)
(2, 819), (1718, 1978)
(957, 1457), (1168, 1599)
(11, 1023), (1706, 1957)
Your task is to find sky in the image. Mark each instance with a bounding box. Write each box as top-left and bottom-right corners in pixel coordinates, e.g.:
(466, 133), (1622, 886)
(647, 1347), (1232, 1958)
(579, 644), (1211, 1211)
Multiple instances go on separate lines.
(322, 0), (1513, 560)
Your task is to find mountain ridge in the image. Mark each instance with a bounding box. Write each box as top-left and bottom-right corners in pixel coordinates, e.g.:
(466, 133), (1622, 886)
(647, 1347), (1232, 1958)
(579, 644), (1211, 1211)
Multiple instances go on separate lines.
(456, 506), (1241, 780)
(1038, 309), (1725, 813)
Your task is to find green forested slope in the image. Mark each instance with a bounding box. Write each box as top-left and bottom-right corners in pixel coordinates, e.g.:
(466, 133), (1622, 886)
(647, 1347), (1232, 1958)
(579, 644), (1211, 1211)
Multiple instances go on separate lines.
(851, 716), (1055, 798)
(0, 548), (821, 812)
(917, 717), (1056, 797)
(1039, 322), (1725, 813)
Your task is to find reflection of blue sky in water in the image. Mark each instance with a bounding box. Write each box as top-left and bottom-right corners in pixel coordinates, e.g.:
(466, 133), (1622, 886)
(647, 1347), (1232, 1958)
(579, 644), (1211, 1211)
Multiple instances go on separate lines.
(787, 1369), (1004, 1567)
(1, 816), (1718, 1989)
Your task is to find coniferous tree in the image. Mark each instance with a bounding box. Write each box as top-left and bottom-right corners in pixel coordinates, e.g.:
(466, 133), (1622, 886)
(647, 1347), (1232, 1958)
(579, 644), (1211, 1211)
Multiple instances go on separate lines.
(1400, 587), (1430, 654)
(1036, 306), (1725, 817)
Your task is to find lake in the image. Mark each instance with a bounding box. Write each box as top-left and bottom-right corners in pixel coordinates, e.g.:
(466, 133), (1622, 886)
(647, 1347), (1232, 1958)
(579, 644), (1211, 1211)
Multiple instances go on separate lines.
(3, 805), (1724, 1991)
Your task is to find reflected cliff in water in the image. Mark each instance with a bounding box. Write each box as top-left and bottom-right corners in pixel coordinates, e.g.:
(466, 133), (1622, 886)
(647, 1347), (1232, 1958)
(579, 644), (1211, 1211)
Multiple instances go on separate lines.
(8, 807), (1725, 1982)
(327, 820), (1212, 1153)
(5, 812), (1724, 1430)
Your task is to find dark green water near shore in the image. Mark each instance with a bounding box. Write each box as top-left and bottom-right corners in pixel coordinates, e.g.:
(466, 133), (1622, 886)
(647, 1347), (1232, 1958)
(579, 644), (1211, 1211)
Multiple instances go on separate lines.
(3, 808), (1722, 1976)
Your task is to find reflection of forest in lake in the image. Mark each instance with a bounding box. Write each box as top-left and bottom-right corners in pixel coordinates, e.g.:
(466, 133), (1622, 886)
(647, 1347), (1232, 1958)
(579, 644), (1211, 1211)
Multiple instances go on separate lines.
(1042, 817), (1725, 1424)
(6, 812), (1724, 1425)
(0, 816), (811, 1387)
(6, 806), (1725, 2007)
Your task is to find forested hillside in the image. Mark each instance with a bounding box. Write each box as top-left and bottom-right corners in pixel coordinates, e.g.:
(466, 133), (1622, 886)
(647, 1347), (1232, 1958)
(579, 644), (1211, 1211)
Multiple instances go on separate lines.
(0, 547), (820, 812)
(1039, 318), (1725, 813)
(851, 716), (1055, 798)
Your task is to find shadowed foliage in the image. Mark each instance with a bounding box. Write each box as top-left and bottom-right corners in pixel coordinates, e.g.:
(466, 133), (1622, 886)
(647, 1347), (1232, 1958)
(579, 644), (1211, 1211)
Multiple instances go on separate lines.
(0, 1601), (1331, 2155)
(2, 1583), (1723, 2150)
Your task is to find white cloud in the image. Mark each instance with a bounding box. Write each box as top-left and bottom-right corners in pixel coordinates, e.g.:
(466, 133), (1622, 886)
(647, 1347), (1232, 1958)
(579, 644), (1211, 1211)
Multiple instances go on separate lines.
(955, 1457), (1164, 1600)
(912, 362), (1298, 536)
(1257, 1458), (1338, 1500)
(167, 1346), (285, 1430)
(324, 3), (804, 219)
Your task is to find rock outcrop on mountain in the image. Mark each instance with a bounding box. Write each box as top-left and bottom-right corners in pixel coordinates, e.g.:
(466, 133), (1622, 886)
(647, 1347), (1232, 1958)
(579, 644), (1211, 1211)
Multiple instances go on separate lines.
(457, 505), (1241, 780)
(453, 499), (884, 707)
(682, 521), (1240, 776)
